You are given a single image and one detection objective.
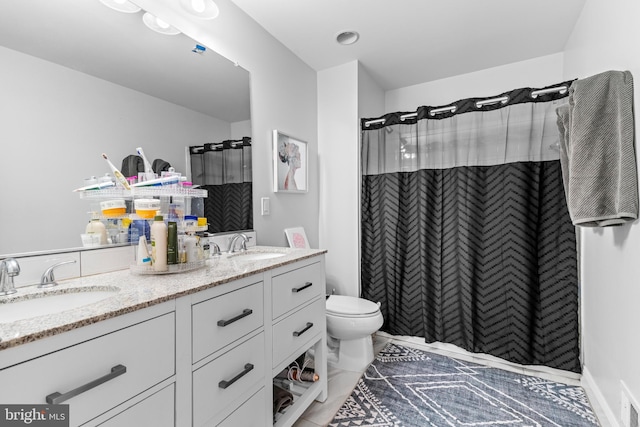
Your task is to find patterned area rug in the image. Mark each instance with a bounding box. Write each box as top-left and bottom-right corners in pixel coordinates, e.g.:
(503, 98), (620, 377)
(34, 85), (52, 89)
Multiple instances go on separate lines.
(329, 343), (599, 427)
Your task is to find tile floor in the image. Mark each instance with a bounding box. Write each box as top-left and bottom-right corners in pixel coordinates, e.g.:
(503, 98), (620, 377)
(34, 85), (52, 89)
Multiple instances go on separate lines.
(292, 333), (610, 427)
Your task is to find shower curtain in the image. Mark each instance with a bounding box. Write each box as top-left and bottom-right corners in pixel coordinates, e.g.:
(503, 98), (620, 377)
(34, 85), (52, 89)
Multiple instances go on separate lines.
(360, 82), (581, 372)
(190, 137), (252, 233)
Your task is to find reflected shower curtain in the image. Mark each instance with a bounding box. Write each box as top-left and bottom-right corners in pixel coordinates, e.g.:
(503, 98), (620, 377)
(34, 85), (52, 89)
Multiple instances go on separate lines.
(190, 137), (252, 233)
(360, 83), (581, 372)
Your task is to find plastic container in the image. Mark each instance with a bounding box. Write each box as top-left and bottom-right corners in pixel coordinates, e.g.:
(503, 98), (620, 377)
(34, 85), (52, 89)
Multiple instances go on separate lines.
(150, 215), (168, 272)
(100, 199), (126, 217)
(135, 199), (161, 219)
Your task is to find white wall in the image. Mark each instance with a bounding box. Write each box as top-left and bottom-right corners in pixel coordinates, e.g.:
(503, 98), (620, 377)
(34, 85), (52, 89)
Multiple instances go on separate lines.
(563, 0), (640, 424)
(134, 0), (319, 248)
(0, 45), (229, 255)
(385, 53), (565, 112)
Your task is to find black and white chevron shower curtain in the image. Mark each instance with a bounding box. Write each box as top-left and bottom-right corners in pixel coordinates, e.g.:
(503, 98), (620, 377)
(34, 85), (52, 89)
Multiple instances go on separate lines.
(360, 82), (581, 372)
(190, 137), (253, 233)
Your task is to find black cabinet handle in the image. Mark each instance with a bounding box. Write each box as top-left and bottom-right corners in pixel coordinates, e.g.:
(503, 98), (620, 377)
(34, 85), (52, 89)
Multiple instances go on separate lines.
(292, 282), (313, 293)
(218, 363), (254, 389)
(217, 309), (253, 327)
(46, 364), (127, 404)
(293, 322), (313, 337)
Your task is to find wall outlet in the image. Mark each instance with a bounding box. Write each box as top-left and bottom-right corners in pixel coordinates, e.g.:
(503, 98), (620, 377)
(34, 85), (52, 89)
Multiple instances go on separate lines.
(621, 381), (640, 427)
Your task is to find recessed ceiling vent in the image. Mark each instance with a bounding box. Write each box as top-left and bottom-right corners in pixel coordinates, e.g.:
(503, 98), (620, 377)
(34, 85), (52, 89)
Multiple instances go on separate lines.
(336, 31), (360, 45)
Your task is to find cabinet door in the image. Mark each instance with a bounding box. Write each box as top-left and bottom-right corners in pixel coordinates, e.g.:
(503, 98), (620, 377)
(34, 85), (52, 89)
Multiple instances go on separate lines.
(272, 298), (324, 368)
(216, 387), (266, 427)
(0, 313), (175, 427)
(192, 281), (264, 363)
(272, 262), (322, 320)
(193, 332), (265, 427)
(95, 384), (174, 427)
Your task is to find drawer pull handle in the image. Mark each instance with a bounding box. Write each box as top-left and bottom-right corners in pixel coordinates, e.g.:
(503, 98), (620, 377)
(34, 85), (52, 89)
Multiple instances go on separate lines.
(293, 322), (314, 337)
(217, 308), (253, 327)
(46, 364), (127, 404)
(218, 363), (254, 389)
(292, 282), (313, 293)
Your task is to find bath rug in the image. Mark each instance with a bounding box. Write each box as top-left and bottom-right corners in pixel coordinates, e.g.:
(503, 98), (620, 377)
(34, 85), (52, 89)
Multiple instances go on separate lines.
(329, 342), (599, 427)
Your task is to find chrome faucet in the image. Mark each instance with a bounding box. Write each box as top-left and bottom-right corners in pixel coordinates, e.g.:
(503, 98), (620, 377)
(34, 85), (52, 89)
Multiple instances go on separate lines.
(0, 258), (20, 296)
(40, 260), (77, 288)
(227, 233), (249, 254)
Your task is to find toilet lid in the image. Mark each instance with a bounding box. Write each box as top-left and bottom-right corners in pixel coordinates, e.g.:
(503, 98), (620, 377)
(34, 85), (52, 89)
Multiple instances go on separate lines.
(326, 295), (380, 316)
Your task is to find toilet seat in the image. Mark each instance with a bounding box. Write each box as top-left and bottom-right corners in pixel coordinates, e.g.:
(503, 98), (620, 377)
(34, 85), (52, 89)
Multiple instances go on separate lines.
(326, 295), (380, 318)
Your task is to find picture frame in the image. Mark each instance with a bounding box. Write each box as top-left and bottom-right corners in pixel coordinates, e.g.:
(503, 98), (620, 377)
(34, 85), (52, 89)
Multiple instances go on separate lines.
(284, 227), (310, 249)
(273, 130), (308, 193)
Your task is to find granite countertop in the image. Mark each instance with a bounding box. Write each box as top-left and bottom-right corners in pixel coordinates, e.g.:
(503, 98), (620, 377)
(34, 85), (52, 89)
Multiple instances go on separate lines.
(0, 246), (326, 350)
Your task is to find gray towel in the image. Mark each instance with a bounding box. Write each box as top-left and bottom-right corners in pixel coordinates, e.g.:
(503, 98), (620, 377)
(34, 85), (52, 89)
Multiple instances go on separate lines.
(556, 70), (638, 227)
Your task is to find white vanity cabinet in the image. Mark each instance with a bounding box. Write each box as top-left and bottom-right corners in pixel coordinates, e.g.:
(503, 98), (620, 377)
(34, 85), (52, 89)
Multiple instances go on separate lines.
(0, 251), (327, 427)
(0, 302), (176, 427)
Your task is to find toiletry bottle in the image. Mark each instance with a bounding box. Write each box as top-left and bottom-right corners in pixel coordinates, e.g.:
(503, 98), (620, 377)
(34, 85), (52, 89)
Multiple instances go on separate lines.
(151, 215), (168, 271)
(184, 232), (198, 263)
(85, 215), (107, 245)
(167, 222), (178, 265)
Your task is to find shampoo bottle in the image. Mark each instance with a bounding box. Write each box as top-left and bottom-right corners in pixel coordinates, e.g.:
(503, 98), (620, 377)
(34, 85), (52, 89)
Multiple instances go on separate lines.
(151, 215), (168, 272)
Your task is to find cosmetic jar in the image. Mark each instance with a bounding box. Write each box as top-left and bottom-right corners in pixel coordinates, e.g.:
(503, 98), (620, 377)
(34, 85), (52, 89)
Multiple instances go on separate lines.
(134, 199), (161, 219)
(100, 199), (126, 217)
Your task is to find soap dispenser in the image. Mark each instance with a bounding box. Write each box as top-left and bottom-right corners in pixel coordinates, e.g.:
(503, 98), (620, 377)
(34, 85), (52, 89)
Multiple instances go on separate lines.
(85, 213), (107, 245)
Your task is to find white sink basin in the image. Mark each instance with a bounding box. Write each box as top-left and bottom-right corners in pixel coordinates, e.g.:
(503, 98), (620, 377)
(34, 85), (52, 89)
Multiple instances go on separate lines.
(0, 288), (119, 324)
(230, 252), (286, 261)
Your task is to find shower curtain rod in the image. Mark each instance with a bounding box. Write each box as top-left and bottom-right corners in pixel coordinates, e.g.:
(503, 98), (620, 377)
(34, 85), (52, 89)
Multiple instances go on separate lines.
(363, 84), (569, 127)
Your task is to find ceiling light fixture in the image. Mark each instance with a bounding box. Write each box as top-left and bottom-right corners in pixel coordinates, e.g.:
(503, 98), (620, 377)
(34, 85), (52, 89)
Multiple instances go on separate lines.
(336, 31), (360, 46)
(99, 0), (141, 14)
(180, 0), (220, 20)
(142, 12), (181, 35)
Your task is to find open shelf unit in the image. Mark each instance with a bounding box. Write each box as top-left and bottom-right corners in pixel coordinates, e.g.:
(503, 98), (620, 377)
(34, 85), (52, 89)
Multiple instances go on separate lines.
(272, 336), (326, 427)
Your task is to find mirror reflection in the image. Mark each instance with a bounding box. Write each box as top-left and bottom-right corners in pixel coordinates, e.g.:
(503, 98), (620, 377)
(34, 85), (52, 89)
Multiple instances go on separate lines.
(0, 0), (251, 256)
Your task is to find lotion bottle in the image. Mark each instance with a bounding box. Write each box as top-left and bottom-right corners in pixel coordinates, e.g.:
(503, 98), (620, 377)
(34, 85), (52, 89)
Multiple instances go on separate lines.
(85, 214), (107, 245)
(151, 215), (168, 271)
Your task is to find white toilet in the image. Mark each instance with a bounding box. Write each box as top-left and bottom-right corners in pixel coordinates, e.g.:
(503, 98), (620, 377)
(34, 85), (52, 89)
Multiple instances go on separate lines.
(325, 295), (384, 372)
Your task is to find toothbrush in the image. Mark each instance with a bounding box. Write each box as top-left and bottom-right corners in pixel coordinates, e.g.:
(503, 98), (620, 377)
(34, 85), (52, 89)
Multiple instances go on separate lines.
(101, 153), (131, 190)
(136, 147), (155, 180)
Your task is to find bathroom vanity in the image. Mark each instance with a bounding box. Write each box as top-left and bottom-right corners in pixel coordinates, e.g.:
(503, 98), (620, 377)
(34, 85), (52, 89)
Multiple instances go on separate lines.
(0, 247), (327, 427)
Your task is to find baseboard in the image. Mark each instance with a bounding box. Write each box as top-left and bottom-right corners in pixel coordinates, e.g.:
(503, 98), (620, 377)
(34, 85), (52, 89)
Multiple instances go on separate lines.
(582, 365), (620, 427)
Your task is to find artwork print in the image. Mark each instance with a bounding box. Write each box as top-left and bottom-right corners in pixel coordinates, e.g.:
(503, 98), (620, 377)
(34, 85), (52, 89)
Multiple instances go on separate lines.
(273, 130), (308, 193)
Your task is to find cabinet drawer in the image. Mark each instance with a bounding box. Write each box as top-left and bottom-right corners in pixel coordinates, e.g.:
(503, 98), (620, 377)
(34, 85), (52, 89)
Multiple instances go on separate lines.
(272, 298), (324, 368)
(216, 387), (266, 427)
(97, 384), (175, 427)
(0, 313), (175, 427)
(272, 262), (322, 319)
(192, 281), (264, 363)
(193, 332), (265, 427)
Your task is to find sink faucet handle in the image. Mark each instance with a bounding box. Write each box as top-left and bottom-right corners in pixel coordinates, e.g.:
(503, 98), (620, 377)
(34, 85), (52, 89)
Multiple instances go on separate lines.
(227, 233), (249, 254)
(40, 260), (77, 288)
(0, 258), (20, 296)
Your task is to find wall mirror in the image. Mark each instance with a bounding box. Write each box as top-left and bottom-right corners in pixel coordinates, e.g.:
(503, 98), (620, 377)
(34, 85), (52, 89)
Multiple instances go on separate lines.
(0, 0), (252, 256)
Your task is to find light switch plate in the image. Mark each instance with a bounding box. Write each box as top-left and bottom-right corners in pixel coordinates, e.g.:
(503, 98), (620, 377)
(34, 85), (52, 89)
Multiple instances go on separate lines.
(261, 197), (270, 215)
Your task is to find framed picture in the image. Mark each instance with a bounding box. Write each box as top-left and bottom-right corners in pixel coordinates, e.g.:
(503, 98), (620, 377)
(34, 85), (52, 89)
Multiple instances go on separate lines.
(273, 130), (308, 193)
(284, 227), (310, 249)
